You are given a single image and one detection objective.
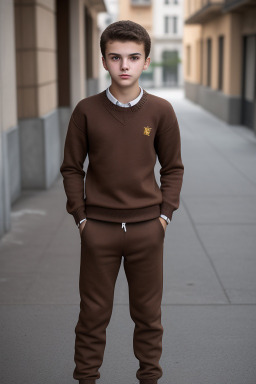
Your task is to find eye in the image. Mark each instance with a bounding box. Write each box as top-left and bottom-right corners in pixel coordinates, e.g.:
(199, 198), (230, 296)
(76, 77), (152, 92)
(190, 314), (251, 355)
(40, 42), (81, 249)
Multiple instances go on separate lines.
(131, 56), (140, 61)
(111, 56), (120, 61)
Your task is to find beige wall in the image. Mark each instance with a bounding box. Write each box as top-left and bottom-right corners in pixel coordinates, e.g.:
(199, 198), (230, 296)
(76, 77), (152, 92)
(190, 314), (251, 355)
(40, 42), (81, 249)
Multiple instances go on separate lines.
(201, 13), (234, 93)
(184, 1), (256, 97)
(70, 0), (103, 108)
(15, 0), (57, 118)
(183, 8), (256, 96)
(118, 0), (153, 36)
(226, 13), (242, 96)
(183, 25), (202, 84)
(69, 0), (86, 108)
(89, 7), (101, 80)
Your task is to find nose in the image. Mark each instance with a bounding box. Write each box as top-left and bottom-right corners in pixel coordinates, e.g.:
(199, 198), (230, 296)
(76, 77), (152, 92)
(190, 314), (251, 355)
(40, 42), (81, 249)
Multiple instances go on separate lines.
(121, 58), (129, 71)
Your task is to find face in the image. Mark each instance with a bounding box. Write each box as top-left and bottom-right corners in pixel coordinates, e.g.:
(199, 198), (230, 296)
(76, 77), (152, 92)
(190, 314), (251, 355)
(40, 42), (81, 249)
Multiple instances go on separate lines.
(102, 40), (150, 89)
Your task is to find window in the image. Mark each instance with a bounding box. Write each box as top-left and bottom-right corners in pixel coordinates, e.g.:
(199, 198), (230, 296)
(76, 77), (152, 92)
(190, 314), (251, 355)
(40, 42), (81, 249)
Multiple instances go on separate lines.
(140, 65), (153, 83)
(164, 16), (178, 34)
(244, 35), (256, 102)
(242, 35), (256, 129)
(218, 36), (224, 90)
(200, 39), (203, 84)
(162, 50), (179, 86)
(173, 16), (177, 34)
(164, 16), (169, 33)
(186, 45), (191, 76)
(130, 0), (151, 6)
(207, 38), (212, 87)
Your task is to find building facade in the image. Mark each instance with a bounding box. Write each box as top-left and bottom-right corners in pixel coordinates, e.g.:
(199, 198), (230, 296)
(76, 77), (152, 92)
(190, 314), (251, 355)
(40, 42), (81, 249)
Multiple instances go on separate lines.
(118, 0), (153, 36)
(118, 0), (154, 87)
(183, 0), (256, 133)
(153, 0), (184, 88)
(0, 0), (106, 238)
(98, 0), (119, 91)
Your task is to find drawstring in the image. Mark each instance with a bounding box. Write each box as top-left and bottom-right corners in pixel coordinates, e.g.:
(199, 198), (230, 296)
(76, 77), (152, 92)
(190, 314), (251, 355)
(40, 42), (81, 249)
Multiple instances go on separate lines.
(122, 222), (127, 232)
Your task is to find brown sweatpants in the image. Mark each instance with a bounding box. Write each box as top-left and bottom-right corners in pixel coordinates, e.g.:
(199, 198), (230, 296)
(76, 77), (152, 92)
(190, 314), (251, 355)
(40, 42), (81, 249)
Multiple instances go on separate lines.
(73, 217), (166, 384)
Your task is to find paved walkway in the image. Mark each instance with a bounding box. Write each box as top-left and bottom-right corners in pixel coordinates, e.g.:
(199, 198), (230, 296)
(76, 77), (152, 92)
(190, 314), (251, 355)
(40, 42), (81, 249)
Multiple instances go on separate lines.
(1, 88), (256, 384)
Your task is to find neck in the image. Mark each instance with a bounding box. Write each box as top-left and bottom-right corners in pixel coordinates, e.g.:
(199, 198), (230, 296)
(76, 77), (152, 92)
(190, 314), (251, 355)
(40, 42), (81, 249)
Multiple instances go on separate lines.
(109, 83), (141, 104)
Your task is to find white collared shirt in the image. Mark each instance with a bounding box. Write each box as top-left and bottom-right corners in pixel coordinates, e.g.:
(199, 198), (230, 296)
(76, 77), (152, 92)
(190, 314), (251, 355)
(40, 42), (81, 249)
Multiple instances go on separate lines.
(106, 86), (143, 107)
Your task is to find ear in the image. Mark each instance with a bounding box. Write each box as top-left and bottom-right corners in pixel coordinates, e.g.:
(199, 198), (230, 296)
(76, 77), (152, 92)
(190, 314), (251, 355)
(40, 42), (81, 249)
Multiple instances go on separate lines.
(102, 56), (108, 71)
(143, 57), (150, 71)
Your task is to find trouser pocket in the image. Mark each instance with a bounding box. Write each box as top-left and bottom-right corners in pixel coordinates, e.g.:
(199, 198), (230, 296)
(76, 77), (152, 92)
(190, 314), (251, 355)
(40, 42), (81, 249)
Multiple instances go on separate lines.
(156, 217), (166, 237)
(80, 219), (88, 239)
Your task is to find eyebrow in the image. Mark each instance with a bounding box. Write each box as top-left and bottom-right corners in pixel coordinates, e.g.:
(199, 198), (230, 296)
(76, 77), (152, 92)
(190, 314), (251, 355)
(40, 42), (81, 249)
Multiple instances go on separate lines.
(107, 53), (142, 56)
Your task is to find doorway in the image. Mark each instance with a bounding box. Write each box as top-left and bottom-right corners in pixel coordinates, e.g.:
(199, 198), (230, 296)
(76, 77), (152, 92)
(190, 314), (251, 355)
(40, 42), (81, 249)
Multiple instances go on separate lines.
(242, 34), (256, 131)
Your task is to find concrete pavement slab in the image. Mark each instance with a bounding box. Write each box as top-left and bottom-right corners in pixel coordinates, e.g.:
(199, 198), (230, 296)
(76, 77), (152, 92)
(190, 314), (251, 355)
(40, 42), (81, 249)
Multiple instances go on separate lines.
(180, 139), (256, 196)
(182, 196), (256, 224)
(1, 304), (256, 384)
(196, 224), (256, 304)
(162, 223), (229, 305)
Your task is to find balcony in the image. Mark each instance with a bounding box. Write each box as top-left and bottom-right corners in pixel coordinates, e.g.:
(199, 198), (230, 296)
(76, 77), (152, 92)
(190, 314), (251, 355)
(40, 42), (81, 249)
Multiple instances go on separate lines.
(130, 0), (151, 6)
(185, 0), (224, 24)
(222, 0), (256, 12)
(87, 0), (106, 12)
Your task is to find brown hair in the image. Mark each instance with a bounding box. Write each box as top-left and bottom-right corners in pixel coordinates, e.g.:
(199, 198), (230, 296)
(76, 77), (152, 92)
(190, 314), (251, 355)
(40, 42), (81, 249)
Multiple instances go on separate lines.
(100, 20), (151, 59)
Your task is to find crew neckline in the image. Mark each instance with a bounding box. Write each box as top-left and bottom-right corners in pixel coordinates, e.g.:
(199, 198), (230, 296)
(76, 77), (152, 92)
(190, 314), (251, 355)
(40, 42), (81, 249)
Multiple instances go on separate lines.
(106, 86), (144, 107)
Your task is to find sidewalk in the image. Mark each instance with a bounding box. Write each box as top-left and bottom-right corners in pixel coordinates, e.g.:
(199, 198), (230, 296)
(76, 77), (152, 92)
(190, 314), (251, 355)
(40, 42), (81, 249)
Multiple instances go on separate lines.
(1, 88), (256, 384)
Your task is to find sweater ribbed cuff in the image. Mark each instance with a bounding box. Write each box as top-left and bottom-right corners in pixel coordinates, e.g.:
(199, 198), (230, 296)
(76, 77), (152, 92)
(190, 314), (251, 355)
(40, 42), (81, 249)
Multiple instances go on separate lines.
(160, 201), (174, 221)
(72, 205), (87, 226)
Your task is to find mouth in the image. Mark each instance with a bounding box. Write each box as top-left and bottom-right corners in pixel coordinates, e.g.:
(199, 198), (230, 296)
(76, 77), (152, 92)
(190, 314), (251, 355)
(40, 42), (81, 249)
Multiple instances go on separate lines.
(119, 74), (131, 79)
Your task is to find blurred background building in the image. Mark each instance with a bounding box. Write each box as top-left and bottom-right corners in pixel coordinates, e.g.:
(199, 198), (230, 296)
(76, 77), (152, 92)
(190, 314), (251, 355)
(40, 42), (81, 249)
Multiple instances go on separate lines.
(153, 0), (184, 88)
(118, 0), (153, 87)
(0, 0), (106, 237)
(183, 0), (256, 131)
(1, 0), (256, 238)
(98, 0), (119, 91)
(118, 0), (184, 88)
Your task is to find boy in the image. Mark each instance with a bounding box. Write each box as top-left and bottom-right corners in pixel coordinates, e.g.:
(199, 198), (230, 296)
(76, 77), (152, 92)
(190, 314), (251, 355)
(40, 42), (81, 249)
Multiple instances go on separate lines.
(60, 20), (184, 384)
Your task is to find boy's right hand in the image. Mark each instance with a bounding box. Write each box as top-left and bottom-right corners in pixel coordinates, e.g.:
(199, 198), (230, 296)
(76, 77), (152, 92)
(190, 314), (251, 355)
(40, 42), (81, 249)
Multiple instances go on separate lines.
(79, 219), (87, 236)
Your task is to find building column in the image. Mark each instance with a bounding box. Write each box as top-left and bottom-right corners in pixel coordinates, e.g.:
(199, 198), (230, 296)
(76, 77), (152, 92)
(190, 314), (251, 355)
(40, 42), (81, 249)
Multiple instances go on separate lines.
(15, 0), (60, 189)
(69, 0), (86, 109)
(0, 0), (18, 236)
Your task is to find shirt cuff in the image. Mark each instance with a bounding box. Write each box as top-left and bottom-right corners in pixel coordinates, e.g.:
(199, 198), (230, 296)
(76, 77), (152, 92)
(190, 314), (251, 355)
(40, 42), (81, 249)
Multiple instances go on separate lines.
(78, 218), (87, 228)
(160, 214), (171, 224)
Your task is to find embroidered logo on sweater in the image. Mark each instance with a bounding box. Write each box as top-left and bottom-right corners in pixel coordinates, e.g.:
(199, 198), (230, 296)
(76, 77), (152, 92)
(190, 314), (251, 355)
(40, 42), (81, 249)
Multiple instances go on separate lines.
(143, 126), (152, 136)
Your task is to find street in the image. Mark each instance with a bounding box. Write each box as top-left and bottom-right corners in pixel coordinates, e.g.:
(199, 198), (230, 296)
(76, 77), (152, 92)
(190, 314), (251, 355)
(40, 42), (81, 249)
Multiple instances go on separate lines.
(1, 88), (256, 384)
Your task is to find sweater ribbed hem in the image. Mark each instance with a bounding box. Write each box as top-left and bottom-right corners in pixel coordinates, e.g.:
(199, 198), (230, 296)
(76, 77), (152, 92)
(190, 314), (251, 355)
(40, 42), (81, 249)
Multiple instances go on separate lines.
(85, 204), (161, 223)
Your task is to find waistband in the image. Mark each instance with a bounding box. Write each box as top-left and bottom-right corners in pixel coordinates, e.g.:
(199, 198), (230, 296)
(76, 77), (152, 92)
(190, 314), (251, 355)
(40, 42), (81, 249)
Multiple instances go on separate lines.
(85, 204), (161, 223)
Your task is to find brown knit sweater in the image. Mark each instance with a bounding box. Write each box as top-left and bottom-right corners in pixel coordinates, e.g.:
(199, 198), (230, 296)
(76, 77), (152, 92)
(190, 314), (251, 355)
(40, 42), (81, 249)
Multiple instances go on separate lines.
(60, 89), (184, 225)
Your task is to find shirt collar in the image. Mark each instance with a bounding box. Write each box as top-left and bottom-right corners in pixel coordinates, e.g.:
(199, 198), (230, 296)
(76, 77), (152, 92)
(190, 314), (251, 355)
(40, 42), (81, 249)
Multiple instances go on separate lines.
(106, 86), (143, 107)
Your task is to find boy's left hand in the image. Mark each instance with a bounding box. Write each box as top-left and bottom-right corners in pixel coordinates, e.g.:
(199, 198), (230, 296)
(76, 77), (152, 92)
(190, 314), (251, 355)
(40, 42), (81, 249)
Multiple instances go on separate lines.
(159, 217), (167, 232)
